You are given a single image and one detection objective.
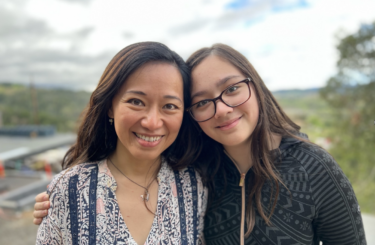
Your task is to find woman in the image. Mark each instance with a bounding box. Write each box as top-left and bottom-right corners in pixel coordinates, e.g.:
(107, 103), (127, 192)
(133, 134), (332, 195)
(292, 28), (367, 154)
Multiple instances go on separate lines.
(35, 42), (207, 245)
(34, 44), (366, 245)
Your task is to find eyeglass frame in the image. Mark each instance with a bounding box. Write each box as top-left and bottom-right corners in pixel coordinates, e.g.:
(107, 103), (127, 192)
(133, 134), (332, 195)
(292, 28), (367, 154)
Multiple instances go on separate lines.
(186, 77), (252, 122)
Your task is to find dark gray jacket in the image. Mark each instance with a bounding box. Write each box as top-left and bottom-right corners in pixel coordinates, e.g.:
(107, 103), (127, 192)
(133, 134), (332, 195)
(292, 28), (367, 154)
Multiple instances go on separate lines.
(204, 136), (366, 245)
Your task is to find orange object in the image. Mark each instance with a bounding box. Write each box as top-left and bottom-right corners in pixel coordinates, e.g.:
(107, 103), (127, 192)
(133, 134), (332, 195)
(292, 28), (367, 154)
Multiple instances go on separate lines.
(44, 160), (52, 180)
(0, 160), (5, 178)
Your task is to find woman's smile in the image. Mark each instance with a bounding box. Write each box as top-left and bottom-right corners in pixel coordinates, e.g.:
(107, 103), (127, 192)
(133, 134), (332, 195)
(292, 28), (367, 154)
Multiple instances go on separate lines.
(134, 132), (164, 147)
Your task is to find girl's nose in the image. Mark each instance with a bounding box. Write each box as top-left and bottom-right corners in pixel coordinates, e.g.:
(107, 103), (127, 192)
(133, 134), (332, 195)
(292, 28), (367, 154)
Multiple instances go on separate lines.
(214, 100), (233, 119)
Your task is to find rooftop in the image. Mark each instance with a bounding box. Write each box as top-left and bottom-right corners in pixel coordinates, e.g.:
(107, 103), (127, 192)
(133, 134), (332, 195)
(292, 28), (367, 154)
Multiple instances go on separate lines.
(0, 133), (76, 161)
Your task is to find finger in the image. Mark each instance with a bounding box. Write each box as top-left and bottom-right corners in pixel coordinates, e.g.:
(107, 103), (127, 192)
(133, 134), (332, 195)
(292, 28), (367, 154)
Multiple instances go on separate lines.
(33, 209), (48, 219)
(33, 217), (43, 225)
(35, 192), (49, 202)
(34, 201), (50, 211)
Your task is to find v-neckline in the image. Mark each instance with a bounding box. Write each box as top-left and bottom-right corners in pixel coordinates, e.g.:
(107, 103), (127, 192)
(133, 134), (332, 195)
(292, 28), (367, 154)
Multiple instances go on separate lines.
(102, 159), (164, 245)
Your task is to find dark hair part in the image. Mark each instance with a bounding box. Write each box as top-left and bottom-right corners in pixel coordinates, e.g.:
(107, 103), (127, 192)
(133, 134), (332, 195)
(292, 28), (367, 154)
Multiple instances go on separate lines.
(186, 44), (304, 236)
(62, 42), (194, 170)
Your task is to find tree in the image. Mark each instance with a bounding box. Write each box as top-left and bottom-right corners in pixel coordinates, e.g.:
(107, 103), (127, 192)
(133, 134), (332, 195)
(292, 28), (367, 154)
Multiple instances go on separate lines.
(320, 21), (375, 213)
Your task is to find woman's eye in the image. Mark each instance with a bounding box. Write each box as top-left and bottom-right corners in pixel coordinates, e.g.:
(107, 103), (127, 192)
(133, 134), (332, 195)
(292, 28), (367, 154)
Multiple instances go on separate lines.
(163, 104), (178, 110)
(128, 99), (144, 106)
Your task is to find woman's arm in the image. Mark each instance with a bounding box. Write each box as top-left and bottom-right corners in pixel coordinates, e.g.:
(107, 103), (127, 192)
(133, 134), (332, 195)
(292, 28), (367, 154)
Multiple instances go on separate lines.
(33, 192), (50, 225)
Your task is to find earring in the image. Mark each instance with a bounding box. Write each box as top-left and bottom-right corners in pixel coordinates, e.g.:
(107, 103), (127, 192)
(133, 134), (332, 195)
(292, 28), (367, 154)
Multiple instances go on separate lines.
(109, 118), (113, 125)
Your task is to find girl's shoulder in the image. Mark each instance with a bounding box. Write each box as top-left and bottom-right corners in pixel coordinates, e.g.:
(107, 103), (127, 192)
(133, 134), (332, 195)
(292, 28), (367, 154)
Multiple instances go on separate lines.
(285, 140), (338, 170)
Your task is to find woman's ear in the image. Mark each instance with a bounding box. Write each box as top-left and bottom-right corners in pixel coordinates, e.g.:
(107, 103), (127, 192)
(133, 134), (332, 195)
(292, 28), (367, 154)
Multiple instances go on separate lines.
(108, 107), (114, 118)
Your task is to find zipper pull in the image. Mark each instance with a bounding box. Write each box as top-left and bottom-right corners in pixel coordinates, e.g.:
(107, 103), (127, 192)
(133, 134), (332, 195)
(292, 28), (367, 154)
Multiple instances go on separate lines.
(239, 173), (245, 187)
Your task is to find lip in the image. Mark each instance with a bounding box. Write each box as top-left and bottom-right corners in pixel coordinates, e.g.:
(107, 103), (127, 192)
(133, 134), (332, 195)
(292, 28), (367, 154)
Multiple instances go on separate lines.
(216, 116), (242, 131)
(133, 132), (164, 147)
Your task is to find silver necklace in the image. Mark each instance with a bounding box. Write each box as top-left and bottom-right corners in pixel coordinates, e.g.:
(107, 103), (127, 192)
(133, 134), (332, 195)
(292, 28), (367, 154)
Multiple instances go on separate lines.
(108, 158), (156, 202)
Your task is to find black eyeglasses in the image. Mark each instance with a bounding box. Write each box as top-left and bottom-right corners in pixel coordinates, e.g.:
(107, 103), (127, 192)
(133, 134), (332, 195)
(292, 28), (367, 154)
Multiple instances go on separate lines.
(187, 78), (251, 122)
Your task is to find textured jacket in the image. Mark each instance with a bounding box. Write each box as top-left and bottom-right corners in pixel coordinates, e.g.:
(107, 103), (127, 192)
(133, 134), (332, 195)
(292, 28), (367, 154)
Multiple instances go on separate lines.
(204, 136), (367, 245)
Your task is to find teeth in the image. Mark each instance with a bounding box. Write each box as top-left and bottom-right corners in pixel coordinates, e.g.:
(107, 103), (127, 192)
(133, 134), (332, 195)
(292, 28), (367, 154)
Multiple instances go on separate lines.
(135, 133), (162, 142)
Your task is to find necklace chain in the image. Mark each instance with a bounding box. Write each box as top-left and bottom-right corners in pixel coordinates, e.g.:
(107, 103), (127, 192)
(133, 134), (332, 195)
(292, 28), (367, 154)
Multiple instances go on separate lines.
(108, 158), (156, 201)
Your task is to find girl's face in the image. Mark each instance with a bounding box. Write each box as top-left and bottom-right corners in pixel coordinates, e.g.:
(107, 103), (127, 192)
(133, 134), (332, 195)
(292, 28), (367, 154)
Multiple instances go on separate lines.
(190, 55), (259, 148)
(109, 62), (184, 161)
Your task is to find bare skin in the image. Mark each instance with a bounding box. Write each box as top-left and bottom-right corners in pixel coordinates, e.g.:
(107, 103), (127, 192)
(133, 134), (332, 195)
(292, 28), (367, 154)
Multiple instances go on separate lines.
(33, 192), (50, 225)
(106, 134), (162, 245)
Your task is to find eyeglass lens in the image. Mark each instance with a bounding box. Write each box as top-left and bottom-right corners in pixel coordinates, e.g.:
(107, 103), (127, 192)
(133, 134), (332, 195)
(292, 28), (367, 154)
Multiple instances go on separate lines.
(190, 81), (250, 122)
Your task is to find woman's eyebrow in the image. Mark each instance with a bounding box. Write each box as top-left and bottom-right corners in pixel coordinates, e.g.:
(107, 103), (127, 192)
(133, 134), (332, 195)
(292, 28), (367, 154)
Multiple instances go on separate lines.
(125, 90), (146, 95)
(125, 90), (182, 103)
(164, 95), (182, 103)
(191, 75), (241, 100)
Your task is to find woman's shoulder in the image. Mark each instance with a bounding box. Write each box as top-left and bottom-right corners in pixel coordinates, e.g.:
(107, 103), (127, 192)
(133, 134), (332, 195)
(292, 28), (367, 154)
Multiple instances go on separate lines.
(161, 157), (203, 182)
(175, 165), (203, 184)
(47, 161), (101, 196)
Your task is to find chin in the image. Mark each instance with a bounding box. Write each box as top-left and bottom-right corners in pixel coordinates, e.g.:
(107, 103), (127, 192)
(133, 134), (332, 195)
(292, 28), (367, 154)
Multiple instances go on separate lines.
(218, 136), (249, 148)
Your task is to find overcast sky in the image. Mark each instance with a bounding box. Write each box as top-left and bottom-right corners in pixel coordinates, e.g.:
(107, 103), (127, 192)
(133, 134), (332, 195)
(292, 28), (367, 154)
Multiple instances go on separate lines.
(0, 0), (374, 91)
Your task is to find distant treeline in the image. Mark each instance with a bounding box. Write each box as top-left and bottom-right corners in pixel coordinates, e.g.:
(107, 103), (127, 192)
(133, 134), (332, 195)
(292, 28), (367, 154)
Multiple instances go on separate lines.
(0, 83), (90, 132)
(0, 83), (324, 133)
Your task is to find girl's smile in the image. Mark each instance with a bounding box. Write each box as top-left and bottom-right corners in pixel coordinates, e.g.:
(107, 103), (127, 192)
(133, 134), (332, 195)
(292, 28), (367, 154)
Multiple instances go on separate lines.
(216, 116), (242, 130)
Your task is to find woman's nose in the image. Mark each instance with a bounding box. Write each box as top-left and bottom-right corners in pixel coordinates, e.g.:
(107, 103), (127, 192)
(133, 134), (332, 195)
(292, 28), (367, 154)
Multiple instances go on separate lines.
(141, 108), (163, 130)
(214, 100), (233, 119)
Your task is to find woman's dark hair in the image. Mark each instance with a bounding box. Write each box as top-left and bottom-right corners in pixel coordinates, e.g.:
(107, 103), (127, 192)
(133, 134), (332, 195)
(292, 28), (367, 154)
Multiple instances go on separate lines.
(186, 44), (305, 236)
(62, 42), (196, 169)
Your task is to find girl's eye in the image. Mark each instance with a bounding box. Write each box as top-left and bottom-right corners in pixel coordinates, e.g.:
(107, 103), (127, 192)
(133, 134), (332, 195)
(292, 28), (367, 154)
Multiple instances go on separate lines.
(226, 86), (239, 94)
(163, 104), (178, 110)
(128, 99), (144, 106)
(196, 100), (210, 108)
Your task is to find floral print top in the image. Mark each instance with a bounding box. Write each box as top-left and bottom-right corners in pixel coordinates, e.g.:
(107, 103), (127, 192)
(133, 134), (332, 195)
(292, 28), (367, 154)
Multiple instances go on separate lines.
(36, 159), (208, 245)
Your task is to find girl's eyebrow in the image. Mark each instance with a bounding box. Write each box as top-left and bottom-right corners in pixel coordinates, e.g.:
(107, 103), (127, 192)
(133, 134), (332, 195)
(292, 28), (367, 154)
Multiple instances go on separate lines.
(215, 75), (241, 87)
(125, 90), (182, 103)
(191, 75), (241, 100)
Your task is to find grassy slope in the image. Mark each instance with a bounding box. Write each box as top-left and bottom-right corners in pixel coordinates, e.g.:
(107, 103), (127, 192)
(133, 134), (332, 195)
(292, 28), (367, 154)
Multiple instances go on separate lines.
(0, 84), (90, 132)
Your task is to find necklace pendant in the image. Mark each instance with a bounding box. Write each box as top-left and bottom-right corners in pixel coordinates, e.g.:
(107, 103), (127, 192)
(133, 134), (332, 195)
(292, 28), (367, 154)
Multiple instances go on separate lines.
(140, 193), (150, 202)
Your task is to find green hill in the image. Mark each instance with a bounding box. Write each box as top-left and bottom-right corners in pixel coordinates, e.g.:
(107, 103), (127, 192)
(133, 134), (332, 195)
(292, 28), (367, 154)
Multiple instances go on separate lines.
(0, 83), (90, 132)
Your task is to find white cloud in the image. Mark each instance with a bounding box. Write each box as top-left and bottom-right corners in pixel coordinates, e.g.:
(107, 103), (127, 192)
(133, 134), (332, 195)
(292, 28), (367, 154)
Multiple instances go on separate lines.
(1, 0), (375, 91)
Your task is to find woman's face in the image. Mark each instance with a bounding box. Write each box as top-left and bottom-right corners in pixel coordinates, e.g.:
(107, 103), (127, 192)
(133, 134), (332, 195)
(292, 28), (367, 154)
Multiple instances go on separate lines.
(109, 62), (184, 161)
(190, 55), (259, 148)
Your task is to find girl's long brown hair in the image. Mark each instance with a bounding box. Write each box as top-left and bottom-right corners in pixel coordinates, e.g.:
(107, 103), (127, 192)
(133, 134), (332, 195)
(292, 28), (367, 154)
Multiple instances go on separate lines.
(186, 44), (304, 236)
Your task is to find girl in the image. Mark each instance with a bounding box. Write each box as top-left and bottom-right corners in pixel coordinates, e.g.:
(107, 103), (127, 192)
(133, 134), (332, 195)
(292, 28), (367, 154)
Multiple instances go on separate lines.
(185, 44), (366, 245)
(34, 44), (366, 245)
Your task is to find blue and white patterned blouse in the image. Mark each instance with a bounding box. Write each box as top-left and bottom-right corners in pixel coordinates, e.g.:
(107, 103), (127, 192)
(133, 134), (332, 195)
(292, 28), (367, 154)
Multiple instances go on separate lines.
(36, 159), (208, 245)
